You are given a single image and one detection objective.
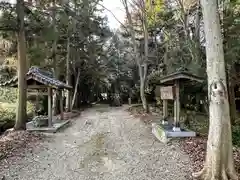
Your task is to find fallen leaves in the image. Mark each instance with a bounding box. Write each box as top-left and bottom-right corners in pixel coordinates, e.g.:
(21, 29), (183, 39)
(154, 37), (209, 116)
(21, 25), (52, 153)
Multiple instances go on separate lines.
(179, 137), (206, 172)
(0, 130), (45, 162)
(127, 105), (154, 124)
(0, 111), (79, 163)
(179, 137), (240, 177)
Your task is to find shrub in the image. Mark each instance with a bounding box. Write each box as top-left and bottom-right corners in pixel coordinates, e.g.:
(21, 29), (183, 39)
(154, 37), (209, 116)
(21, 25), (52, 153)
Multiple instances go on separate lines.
(0, 88), (17, 103)
(0, 101), (35, 132)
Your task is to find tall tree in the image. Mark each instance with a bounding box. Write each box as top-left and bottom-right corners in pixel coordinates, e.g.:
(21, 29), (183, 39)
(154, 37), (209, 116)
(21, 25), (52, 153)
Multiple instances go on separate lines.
(141, 0), (149, 112)
(51, 0), (59, 115)
(193, 0), (238, 179)
(14, 0), (27, 130)
(121, 0), (149, 112)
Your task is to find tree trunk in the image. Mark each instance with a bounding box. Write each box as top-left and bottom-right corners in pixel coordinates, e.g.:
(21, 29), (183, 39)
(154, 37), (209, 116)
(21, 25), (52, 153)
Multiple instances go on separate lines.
(51, 0), (59, 116)
(194, 1), (202, 68)
(65, 36), (71, 112)
(14, 0), (27, 130)
(193, 0), (238, 179)
(71, 69), (80, 110)
(142, 0), (149, 113)
(140, 79), (148, 111)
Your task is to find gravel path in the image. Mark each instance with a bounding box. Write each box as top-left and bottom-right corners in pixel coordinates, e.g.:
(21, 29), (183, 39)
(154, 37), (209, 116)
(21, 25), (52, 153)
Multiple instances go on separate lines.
(0, 105), (191, 180)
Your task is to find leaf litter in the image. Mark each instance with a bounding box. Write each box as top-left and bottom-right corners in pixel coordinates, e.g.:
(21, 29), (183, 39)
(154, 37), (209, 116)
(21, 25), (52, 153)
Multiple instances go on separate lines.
(0, 130), (45, 162)
(179, 137), (240, 178)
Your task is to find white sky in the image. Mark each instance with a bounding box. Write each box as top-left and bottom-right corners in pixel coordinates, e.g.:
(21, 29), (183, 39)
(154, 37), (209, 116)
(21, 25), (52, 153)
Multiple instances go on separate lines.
(1, 0), (125, 30)
(102, 0), (125, 30)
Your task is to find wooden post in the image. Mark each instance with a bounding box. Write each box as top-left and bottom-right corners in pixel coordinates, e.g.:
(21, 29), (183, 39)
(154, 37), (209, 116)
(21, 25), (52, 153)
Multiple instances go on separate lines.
(160, 86), (173, 125)
(173, 80), (180, 131)
(161, 99), (168, 125)
(48, 87), (53, 127)
(128, 97), (131, 105)
(35, 89), (39, 116)
(163, 99), (168, 118)
(59, 90), (64, 120)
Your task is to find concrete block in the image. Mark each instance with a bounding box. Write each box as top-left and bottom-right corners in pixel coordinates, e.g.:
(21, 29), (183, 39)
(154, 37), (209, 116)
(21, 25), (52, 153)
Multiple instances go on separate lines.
(152, 123), (169, 144)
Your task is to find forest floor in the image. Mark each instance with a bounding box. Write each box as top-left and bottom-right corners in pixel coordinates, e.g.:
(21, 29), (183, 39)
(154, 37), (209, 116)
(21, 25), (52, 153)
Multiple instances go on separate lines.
(0, 104), (192, 180)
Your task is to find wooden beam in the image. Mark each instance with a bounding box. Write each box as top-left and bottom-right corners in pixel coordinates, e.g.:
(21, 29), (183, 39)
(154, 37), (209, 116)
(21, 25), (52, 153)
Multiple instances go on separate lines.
(59, 90), (64, 120)
(27, 85), (49, 89)
(48, 87), (53, 127)
(27, 92), (48, 96)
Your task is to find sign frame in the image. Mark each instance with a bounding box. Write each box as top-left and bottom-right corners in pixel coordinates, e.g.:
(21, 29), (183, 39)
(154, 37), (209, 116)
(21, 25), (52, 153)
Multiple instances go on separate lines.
(160, 86), (174, 100)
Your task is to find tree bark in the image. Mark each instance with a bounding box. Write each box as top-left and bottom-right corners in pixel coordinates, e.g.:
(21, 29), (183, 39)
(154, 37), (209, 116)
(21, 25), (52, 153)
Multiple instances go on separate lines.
(194, 0), (202, 68)
(65, 36), (71, 112)
(193, 0), (238, 179)
(51, 0), (59, 116)
(142, 0), (149, 113)
(14, 0), (27, 130)
(71, 69), (80, 110)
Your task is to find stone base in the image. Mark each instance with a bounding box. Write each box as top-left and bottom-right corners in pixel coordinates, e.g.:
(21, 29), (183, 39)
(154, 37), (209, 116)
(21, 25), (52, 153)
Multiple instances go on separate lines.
(152, 123), (196, 140)
(26, 120), (70, 133)
(166, 130), (196, 137)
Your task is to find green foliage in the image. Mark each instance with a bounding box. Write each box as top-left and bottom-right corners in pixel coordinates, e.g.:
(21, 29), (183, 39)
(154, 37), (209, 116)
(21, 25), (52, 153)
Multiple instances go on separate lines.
(146, 0), (164, 28)
(0, 88), (35, 132)
(0, 101), (34, 131)
(223, 0), (240, 69)
(0, 88), (17, 103)
(232, 125), (240, 147)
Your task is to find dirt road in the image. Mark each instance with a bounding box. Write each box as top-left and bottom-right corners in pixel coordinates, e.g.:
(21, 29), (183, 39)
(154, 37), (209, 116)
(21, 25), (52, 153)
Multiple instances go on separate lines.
(0, 105), (191, 180)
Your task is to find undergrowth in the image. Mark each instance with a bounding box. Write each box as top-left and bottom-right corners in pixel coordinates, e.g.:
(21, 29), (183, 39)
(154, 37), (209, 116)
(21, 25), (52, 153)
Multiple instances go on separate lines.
(129, 104), (240, 147)
(233, 125), (240, 147)
(0, 88), (35, 132)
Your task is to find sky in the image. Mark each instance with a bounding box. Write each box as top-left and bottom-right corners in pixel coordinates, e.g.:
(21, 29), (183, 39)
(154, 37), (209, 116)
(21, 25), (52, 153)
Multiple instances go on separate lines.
(1, 0), (125, 30)
(102, 0), (125, 30)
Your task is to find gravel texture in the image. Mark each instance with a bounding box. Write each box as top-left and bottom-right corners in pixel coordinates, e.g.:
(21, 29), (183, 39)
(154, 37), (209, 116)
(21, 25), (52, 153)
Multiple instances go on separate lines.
(0, 105), (191, 180)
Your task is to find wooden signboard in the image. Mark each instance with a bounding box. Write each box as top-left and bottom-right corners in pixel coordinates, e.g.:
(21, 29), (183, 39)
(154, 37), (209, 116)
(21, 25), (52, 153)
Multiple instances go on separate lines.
(160, 86), (174, 100)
